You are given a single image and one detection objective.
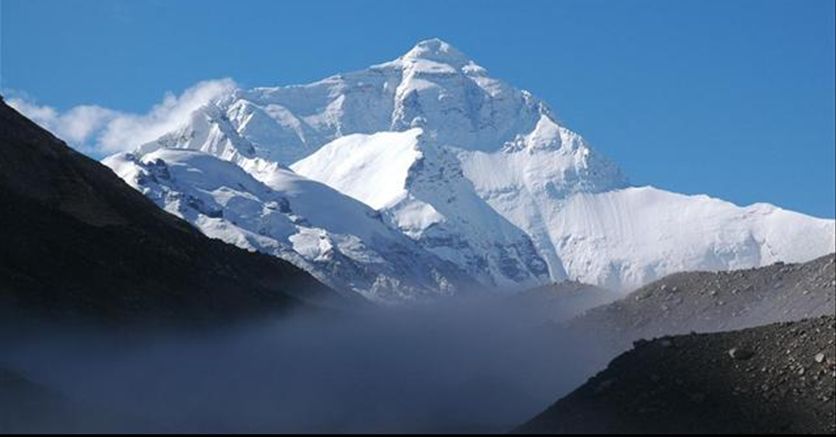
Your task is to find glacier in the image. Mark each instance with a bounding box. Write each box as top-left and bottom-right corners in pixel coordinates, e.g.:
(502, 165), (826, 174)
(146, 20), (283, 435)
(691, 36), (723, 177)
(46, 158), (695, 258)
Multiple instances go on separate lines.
(102, 38), (836, 301)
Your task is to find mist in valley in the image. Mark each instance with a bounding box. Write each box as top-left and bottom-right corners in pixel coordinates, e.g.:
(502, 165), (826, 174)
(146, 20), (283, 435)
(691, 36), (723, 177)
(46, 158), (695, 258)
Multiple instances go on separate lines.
(0, 296), (613, 433)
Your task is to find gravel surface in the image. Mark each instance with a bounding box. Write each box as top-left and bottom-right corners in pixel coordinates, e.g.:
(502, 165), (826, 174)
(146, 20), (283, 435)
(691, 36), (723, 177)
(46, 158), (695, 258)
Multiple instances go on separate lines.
(518, 315), (836, 434)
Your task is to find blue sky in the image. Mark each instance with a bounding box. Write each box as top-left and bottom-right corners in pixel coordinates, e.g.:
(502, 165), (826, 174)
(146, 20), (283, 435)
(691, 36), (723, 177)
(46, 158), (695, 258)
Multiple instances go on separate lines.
(2, 0), (834, 217)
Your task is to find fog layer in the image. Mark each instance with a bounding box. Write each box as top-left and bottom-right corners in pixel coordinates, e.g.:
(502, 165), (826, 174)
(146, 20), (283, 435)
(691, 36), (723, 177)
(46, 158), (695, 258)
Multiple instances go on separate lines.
(1, 298), (611, 433)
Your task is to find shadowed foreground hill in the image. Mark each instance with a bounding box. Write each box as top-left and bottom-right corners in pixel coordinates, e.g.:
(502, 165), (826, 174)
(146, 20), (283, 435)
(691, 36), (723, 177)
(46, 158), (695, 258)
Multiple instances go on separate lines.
(0, 99), (338, 322)
(518, 315), (836, 434)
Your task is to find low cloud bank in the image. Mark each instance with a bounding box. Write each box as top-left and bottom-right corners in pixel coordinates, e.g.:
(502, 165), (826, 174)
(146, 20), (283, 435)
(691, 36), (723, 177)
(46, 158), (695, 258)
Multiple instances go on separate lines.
(1, 298), (611, 433)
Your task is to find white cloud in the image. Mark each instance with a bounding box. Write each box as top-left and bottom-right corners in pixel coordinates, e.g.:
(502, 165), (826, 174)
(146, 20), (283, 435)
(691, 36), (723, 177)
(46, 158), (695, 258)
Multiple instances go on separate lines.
(7, 78), (237, 157)
(6, 99), (119, 148)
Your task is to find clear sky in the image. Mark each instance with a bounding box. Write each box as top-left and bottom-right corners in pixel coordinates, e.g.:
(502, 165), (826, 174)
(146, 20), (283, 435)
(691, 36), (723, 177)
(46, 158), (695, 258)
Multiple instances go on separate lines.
(1, 0), (834, 217)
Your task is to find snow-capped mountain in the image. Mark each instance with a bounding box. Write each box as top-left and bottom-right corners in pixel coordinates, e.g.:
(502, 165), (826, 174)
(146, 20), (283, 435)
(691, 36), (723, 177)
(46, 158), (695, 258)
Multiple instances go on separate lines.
(103, 38), (836, 300)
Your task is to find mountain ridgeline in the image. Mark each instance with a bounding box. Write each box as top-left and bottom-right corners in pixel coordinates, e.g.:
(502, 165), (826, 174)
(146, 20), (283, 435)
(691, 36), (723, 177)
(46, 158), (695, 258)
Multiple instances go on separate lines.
(0, 99), (337, 322)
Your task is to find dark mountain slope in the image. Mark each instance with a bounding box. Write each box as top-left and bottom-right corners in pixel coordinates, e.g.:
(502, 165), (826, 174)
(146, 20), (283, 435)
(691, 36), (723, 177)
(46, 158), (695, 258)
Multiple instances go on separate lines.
(518, 315), (836, 434)
(0, 99), (338, 322)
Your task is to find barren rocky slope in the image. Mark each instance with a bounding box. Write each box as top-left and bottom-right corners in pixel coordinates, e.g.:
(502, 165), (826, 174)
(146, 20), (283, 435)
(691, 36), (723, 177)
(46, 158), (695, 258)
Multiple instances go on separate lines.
(568, 254), (835, 350)
(518, 315), (836, 434)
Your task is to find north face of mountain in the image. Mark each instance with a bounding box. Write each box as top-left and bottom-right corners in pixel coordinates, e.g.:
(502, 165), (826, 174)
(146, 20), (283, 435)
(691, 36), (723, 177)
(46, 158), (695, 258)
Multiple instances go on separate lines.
(104, 38), (835, 298)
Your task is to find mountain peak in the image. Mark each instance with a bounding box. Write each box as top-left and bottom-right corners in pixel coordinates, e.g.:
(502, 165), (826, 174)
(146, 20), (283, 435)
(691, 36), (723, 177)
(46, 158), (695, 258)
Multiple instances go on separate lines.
(399, 38), (471, 66)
